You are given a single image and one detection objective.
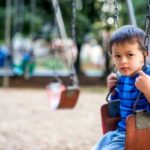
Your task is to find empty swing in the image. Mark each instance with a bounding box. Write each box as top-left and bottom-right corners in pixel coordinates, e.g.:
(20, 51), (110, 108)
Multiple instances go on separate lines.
(100, 0), (150, 150)
(46, 62), (80, 110)
(46, 0), (80, 110)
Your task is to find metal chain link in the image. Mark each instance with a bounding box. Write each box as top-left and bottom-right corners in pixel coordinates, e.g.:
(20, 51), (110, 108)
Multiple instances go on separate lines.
(114, 0), (119, 30)
(133, 0), (150, 112)
(144, 0), (150, 54)
(71, 0), (79, 86)
(72, 0), (76, 43)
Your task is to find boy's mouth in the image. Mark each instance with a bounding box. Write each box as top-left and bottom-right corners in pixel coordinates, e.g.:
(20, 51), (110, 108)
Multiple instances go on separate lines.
(120, 67), (129, 72)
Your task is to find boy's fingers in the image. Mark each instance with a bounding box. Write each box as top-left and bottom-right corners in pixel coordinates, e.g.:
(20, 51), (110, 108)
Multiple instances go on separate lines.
(109, 74), (117, 80)
(138, 70), (146, 76)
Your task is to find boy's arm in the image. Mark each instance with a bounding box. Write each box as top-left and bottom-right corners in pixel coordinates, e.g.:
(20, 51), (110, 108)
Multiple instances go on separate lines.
(135, 70), (150, 102)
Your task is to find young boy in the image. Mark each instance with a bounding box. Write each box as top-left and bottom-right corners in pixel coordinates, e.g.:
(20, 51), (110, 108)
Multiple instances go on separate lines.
(93, 25), (150, 150)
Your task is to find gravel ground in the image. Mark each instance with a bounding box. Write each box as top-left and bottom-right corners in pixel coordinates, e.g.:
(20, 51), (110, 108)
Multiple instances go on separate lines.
(0, 87), (107, 150)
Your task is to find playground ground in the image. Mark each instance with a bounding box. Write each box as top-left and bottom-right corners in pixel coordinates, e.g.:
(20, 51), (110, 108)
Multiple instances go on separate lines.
(0, 86), (107, 150)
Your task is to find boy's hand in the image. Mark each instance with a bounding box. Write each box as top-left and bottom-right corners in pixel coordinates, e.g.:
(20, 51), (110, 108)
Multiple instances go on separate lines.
(107, 73), (118, 91)
(135, 70), (150, 96)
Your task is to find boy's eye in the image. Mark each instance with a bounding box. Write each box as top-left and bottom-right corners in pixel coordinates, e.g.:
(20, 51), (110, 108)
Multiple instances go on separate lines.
(114, 55), (120, 58)
(127, 53), (134, 57)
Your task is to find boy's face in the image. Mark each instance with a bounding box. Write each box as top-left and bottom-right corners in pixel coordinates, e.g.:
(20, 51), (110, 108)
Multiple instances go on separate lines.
(111, 42), (145, 76)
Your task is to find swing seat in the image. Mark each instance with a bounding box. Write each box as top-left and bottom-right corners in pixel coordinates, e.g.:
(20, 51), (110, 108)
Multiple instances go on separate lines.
(58, 86), (80, 109)
(101, 104), (120, 134)
(46, 82), (80, 109)
(125, 113), (150, 150)
(101, 104), (150, 150)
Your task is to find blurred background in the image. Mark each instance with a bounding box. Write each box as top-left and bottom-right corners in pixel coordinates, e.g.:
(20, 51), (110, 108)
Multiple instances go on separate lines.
(0, 0), (150, 149)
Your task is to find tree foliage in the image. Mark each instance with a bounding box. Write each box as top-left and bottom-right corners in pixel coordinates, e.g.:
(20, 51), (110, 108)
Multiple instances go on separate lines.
(0, 0), (148, 44)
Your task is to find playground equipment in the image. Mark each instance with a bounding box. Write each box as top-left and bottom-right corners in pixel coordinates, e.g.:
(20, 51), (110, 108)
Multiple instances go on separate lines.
(100, 0), (150, 149)
(46, 0), (80, 109)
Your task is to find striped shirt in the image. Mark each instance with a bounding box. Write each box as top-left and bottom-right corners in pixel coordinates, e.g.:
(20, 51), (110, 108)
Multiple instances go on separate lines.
(111, 65), (150, 131)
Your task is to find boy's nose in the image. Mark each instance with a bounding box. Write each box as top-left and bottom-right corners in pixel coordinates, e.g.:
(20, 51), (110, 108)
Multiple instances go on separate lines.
(120, 56), (127, 64)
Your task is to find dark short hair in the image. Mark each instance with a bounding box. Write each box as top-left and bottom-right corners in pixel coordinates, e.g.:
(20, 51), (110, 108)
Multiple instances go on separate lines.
(109, 25), (146, 54)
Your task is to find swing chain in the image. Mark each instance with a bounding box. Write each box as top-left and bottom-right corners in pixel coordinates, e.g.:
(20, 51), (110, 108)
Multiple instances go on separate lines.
(70, 0), (79, 87)
(72, 0), (76, 43)
(133, 0), (150, 112)
(144, 0), (150, 53)
(114, 0), (119, 30)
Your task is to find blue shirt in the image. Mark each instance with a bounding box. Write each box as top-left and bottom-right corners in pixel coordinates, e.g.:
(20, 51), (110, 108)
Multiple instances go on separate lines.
(111, 65), (150, 131)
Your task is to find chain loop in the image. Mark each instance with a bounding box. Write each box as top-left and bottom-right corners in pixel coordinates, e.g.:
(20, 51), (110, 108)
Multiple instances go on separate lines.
(144, 0), (150, 54)
(72, 0), (76, 43)
(114, 0), (119, 30)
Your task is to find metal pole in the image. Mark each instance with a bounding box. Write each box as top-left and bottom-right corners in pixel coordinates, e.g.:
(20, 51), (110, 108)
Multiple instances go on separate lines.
(30, 0), (36, 35)
(5, 0), (11, 46)
(126, 0), (137, 26)
(51, 0), (68, 42)
(3, 0), (12, 88)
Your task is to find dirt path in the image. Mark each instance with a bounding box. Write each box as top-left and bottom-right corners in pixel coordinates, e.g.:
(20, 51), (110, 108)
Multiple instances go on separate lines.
(0, 87), (107, 150)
